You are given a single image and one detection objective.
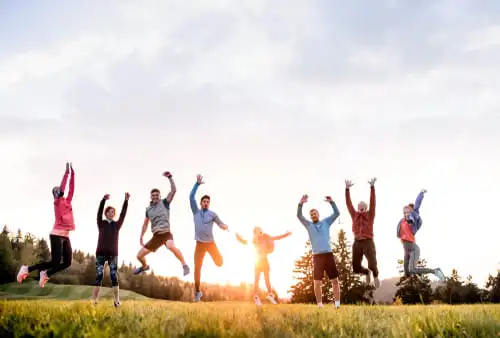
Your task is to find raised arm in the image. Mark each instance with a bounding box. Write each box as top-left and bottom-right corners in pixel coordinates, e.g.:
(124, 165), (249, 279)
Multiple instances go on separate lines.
(235, 233), (248, 245)
(116, 193), (130, 229)
(368, 186), (376, 218)
(413, 190), (425, 214)
(97, 196), (106, 226)
(296, 195), (309, 227)
(345, 180), (356, 218)
(163, 172), (176, 203)
(271, 231), (292, 241)
(66, 165), (75, 202)
(323, 198), (340, 226)
(60, 163), (70, 193)
(189, 183), (200, 214)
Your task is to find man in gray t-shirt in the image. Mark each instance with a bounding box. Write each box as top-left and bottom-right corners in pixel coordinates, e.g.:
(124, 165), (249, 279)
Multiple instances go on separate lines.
(133, 171), (190, 277)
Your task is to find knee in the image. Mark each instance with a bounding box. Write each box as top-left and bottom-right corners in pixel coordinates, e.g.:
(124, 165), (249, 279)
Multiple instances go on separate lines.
(95, 271), (104, 286)
(215, 257), (223, 267)
(166, 240), (175, 250)
(110, 269), (119, 287)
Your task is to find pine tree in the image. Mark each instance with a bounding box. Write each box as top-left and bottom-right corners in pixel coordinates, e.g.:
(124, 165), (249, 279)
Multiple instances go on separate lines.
(394, 258), (433, 304)
(333, 229), (373, 304)
(485, 269), (500, 303)
(34, 238), (51, 263)
(289, 241), (316, 303)
(0, 228), (15, 283)
(461, 275), (482, 304)
(435, 269), (463, 304)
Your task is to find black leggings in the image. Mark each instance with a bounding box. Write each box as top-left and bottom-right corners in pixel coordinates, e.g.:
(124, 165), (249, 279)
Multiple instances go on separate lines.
(28, 235), (72, 277)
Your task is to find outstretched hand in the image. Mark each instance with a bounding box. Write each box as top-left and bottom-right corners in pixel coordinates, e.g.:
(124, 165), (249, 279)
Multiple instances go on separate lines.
(299, 194), (308, 204)
(70, 162), (74, 173)
(66, 162), (70, 172)
(103, 194), (110, 200)
(196, 174), (204, 185)
(163, 171), (172, 178)
(421, 189), (427, 194)
(125, 192), (131, 200)
(324, 196), (333, 203)
(345, 180), (354, 188)
(220, 224), (229, 231)
(368, 177), (377, 186)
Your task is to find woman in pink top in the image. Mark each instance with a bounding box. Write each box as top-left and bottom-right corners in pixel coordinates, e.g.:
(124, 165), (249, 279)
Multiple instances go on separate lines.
(17, 163), (76, 287)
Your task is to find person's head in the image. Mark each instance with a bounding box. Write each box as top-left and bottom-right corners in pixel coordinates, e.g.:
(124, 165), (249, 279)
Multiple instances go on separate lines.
(253, 226), (264, 238)
(105, 206), (116, 220)
(150, 189), (161, 203)
(309, 209), (320, 223)
(403, 206), (412, 220)
(408, 203), (415, 211)
(358, 201), (367, 212)
(52, 186), (63, 199)
(200, 195), (210, 210)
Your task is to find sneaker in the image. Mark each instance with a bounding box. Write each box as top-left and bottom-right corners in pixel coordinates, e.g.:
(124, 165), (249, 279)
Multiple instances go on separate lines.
(374, 277), (381, 289)
(365, 272), (371, 285)
(333, 300), (340, 309)
(133, 265), (150, 275)
(113, 301), (120, 308)
(254, 295), (262, 307)
(434, 268), (445, 281)
(17, 265), (29, 283)
(39, 270), (49, 288)
(266, 293), (277, 305)
(183, 264), (190, 276)
(194, 291), (203, 302)
(318, 303), (324, 309)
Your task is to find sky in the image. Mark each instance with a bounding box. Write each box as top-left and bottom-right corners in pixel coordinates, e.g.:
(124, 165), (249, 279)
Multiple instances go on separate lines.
(1, 0), (500, 298)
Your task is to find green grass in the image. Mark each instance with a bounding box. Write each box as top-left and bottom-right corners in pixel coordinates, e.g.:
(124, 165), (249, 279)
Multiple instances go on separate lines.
(0, 300), (498, 337)
(0, 282), (148, 301)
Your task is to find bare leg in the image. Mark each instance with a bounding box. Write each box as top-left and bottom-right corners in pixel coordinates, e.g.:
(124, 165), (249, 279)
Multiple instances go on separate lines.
(165, 240), (186, 265)
(331, 278), (341, 308)
(92, 286), (100, 303)
(137, 247), (151, 268)
(314, 280), (323, 306)
(254, 268), (261, 295)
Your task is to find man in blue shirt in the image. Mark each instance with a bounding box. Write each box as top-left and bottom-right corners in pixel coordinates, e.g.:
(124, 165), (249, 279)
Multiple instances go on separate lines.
(297, 194), (341, 309)
(190, 174), (229, 302)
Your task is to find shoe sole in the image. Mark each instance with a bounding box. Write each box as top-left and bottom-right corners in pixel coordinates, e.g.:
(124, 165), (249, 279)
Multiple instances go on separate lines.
(17, 273), (28, 283)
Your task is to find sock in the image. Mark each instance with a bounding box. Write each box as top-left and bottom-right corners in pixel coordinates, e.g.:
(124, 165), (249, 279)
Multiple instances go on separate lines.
(335, 300), (340, 308)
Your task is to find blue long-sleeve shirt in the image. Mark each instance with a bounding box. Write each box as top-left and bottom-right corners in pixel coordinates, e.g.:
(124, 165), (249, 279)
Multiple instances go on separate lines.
(297, 202), (340, 254)
(190, 183), (224, 243)
(397, 191), (424, 238)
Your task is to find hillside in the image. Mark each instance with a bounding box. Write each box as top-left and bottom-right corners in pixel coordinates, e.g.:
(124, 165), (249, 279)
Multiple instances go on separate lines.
(0, 282), (148, 301)
(373, 277), (441, 303)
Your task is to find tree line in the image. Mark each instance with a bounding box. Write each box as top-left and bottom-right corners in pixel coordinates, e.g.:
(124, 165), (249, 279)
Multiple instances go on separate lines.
(1, 225), (498, 304)
(0, 226), (272, 302)
(289, 228), (500, 304)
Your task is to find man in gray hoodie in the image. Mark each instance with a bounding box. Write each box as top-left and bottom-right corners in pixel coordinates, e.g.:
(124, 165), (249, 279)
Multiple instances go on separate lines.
(190, 174), (229, 302)
(133, 171), (190, 276)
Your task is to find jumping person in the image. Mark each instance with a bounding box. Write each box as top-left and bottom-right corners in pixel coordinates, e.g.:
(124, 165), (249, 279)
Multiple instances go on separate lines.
(133, 171), (190, 276)
(92, 192), (129, 307)
(190, 174), (229, 302)
(297, 194), (341, 309)
(235, 227), (291, 306)
(397, 189), (445, 280)
(17, 162), (76, 287)
(345, 178), (380, 288)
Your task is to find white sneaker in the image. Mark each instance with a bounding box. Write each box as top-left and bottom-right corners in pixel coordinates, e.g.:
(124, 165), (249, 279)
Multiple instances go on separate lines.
(266, 293), (277, 304)
(318, 303), (324, 308)
(17, 265), (29, 283)
(374, 277), (380, 289)
(254, 295), (262, 307)
(39, 270), (49, 288)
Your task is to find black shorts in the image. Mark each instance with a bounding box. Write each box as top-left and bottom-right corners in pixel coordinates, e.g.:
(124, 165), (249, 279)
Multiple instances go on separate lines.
(313, 252), (338, 280)
(144, 232), (173, 252)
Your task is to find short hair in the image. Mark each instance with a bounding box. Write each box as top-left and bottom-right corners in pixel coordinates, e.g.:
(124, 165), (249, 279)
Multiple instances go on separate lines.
(408, 203), (415, 209)
(200, 194), (210, 203)
(150, 188), (160, 194)
(105, 206), (116, 215)
(309, 208), (318, 214)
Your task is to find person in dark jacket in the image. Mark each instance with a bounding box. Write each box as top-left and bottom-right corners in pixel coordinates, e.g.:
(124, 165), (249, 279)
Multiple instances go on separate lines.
(91, 192), (129, 307)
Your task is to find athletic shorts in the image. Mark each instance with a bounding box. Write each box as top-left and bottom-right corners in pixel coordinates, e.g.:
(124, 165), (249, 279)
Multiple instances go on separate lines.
(313, 252), (338, 280)
(144, 232), (173, 252)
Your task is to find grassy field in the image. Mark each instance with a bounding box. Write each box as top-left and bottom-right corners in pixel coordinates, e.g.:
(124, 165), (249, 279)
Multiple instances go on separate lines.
(0, 298), (499, 337)
(0, 281), (148, 301)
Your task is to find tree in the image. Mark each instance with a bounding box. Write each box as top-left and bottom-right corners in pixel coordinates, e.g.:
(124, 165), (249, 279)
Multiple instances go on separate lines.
(0, 229), (15, 283)
(394, 258), (433, 304)
(35, 238), (51, 263)
(289, 241), (316, 303)
(461, 275), (482, 304)
(485, 269), (500, 303)
(434, 269), (463, 304)
(333, 229), (373, 304)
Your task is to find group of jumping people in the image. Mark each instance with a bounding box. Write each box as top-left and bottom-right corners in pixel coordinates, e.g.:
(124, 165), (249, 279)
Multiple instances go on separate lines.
(15, 163), (446, 308)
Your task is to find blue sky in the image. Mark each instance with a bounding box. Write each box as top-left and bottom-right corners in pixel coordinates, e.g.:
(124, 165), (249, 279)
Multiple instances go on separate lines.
(1, 0), (499, 296)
